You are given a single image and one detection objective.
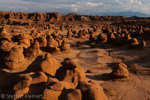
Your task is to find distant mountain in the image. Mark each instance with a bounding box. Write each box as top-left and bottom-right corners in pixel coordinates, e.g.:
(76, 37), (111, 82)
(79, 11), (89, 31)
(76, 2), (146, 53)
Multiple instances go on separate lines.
(109, 11), (150, 17)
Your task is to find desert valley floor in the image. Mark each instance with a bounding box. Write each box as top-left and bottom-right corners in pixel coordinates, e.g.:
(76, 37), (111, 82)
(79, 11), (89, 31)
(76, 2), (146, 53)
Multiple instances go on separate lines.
(0, 12), (150, 100)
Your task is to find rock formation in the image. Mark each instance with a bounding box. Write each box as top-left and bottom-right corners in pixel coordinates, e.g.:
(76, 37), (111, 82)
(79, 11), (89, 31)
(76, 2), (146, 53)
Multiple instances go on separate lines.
(111, 62), (129, 78)
(55, 58), (88, 86)
(4, 45), (26, 69)
(24, 40), (40, 57)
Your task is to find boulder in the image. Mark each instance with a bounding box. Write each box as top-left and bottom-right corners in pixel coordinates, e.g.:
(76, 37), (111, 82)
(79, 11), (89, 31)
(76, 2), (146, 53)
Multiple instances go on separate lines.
(78, 30), (84, 38)
(107, 32), (115, 41)
(130, 38), (139, 47)
(111, 62), (129, 78)
(4, 45), (26, 69)
(47, 36), (58, 47)
(19, 39), (30, 49)
(77, 81), (108, 100)
(42, 89), (61, 100)
(47, 45), (61, 54)
(124, 34), (132, 43)
(49, 81), (75, 91)
(62, 89), (83, 100)
(55, 58), (87, 86)
(60, 39), (70, 52)
(61, 43), (70, 50)
(38, 53), (58, 76)
(38, 36), (47, 48)
(61, 58), (78, 68)
(97, 33), (107, 42)
(18, 33), (30, 40)
(13, 80), (31, 91)
(46, 77), (59, 85)
(24, 40), (40, 57)
(30, 72), (48, 84)
(1, 26), (7, 34)
(139, 40), (146, 48)
(67, 29), (73, 38)
(0, 40), (16, 52)
(89, 31), (94, 41)
(14, 87), (29, 100)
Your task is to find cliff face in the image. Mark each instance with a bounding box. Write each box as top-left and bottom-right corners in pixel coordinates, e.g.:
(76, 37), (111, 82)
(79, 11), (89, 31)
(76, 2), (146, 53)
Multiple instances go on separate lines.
(0, 12), (126, 25)
(0, 12), (62, 21)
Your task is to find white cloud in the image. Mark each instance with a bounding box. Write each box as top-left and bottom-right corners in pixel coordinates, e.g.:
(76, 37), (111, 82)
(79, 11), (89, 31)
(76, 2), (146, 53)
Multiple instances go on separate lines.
(114, 0), (148, 14)
(0, 0), (149, 15)
(115, 0), (142, 5)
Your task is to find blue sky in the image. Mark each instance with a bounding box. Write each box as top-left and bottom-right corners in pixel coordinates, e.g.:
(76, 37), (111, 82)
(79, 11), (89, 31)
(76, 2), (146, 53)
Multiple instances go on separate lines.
(0, 0), (149, 15)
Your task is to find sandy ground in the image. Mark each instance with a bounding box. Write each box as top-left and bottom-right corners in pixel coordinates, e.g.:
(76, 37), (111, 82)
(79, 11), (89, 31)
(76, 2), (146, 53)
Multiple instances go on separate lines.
(1, 25), (150, 100)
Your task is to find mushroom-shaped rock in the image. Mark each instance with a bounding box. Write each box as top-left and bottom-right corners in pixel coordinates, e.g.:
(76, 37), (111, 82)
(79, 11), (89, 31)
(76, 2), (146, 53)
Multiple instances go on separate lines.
(138, 29), (143, 35)
(0, 27), (12, 41)
(77, 81), (108, 100)
(130, 38), (139, 47)
(4, 45), (26, 69)
(47, 36), (58, 47)
(139, 40), (146, 48)
(13, 75), (32, 91)
(8, 74), (32, 100)
(24, 40), (40, 57)
(47, 45), (61, 54)
(60, 39), (70, 52)
(61, 58), (78, 68)
(26, 53), (58, 76)
(38, 36), (47, 48)
(55, 58), (87, 86)
(13, 80), (31, 91)
(61, 89), (83, 100)
(1, 26), (7, 34)
(42, 89), (61, 100)
(97, 33), (107, 42)
(89, 31), (94, 41)
(78, 30), (84, 38)
(19, 39), (30, 49)
(67, 29), (73, 38)
(111, 62), (129, 78)
(124, 34), (132, 43)
(38, 54), (58, 76)
(0, 40), (16, 52)
(108, 32), (115, 41)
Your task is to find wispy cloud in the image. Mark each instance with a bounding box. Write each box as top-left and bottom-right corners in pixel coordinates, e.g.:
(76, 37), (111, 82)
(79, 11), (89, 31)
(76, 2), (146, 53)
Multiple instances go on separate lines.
(0, 0), (149, 15)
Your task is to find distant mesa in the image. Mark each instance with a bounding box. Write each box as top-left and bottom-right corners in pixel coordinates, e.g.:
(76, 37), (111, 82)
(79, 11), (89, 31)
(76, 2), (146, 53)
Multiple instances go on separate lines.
(109, 11), (150, 17)
(67, 13), (79, 16)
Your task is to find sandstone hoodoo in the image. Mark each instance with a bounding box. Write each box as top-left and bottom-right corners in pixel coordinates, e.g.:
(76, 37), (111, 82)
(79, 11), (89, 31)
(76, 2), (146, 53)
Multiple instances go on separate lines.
(37, 36), (47, 48)
(37, 53), (58, 76)
(60, 39), (70, 53)
(0, 40), (17, 52)
(55, 58), (88, 86)
(77, 81), (108, 100)
(97, 33), (107, 42)
(24, 40), (40, 57)
(139, 40), (146, 48)
(4, 45), (26, 69)
(130, 38), (139, 47)
(111, 62), (129, 78)
(0, 11), (150, 100)
(61, 58), (78, 68)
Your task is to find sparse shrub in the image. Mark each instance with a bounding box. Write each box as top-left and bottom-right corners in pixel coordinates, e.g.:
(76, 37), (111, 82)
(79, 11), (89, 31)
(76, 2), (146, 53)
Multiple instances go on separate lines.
(90, 42), (96, 48)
